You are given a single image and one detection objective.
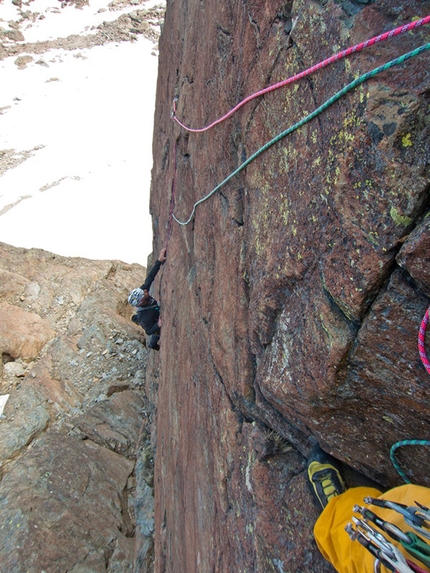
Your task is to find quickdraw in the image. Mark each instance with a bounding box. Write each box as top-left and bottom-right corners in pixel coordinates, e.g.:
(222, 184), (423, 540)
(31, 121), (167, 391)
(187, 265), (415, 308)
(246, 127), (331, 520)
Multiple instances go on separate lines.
(346, 499), (430, 573)
(346, 517), (414, 573)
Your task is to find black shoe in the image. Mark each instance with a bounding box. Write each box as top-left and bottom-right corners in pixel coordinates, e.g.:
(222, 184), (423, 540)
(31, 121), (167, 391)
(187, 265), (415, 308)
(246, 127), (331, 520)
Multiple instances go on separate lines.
(307, 446), (346, 510)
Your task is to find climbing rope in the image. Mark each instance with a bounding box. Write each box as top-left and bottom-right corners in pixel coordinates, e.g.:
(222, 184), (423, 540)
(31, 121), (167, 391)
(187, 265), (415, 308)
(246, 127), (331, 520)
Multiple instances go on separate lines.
(171, 16), (430, 133)
(418, 307), (430, 374)
(387, 309), (430, 483)
(172, 42), (430, 226)
(390, 440), (430, 484)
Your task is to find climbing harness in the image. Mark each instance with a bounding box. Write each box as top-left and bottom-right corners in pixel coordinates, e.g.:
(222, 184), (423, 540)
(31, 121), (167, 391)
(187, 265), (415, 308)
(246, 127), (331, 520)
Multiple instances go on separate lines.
(171, 42), (430, 226)
(418, 307), (430, 374)
(171, 16), (430, 133)
(390, 440), (430, 485)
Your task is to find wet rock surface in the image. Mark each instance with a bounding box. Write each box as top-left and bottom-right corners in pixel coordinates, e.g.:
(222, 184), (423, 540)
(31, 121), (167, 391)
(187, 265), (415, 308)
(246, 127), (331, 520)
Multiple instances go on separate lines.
(145, 0), (430, 571)
(0, 242), (153, 573)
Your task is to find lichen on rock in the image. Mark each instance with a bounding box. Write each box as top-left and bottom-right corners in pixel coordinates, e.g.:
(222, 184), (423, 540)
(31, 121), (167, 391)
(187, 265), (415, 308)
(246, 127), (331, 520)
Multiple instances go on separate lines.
(146, 0), (430, 570)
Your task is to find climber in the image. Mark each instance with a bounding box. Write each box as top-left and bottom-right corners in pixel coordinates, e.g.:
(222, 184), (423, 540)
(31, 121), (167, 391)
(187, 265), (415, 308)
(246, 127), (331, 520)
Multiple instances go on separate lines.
(307, 445), (430, 573)
(128, 248), (166, 351)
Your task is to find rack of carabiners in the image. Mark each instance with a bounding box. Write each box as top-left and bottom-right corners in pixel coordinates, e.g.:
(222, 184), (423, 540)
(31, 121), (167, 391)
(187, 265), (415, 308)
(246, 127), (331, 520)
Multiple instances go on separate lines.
(346, 497), (430, 573)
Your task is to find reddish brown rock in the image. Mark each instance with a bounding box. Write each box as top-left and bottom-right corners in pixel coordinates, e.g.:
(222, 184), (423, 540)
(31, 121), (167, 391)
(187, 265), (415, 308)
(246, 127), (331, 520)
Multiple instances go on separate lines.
(397, 216), (430, 296)
(0, 302), (55, 359)
(0, 432), (134, 573)
(0, 242), (154, 572)
(145, 0), (430, 571)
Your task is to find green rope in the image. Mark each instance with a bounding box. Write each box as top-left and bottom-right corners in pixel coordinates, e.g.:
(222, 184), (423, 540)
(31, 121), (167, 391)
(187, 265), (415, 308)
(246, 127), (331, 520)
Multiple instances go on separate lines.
(390, 440), (430, 484)
(173, 42), (430, 226)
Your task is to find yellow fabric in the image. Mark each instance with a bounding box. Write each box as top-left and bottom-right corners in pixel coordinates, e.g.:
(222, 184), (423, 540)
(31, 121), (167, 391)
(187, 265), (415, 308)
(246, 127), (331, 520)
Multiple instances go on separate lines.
(314, 484), (430, 573)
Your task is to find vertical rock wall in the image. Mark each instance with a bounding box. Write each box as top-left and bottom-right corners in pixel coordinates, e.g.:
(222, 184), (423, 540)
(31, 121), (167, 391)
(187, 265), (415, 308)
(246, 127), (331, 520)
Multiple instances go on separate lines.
(146, 0), (430, 571)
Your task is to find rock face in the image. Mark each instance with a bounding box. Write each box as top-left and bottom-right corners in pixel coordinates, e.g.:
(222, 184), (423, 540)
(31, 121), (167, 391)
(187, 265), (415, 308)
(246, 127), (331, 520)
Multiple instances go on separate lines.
(144, 0), (430, 571)
(0, 242), (153, 573)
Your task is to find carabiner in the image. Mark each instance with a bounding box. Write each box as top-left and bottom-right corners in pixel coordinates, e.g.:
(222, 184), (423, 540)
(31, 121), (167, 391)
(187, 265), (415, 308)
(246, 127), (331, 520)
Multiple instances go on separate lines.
(364, 497), (428, 528)
(346, 523), (396, 572)
(404, 519), (430, 541)
(415, 501), (430, 520)
(171, 95), (179, 118)
(352, 517), (396, 558)
(353, 505), (412, 544)
(381, 544), (416, 573)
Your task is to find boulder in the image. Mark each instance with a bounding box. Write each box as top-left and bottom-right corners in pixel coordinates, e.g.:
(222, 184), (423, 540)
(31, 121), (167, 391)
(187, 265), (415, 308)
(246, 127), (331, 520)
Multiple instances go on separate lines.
(0, 302), (55, 360)
(0, 432), (134, 573)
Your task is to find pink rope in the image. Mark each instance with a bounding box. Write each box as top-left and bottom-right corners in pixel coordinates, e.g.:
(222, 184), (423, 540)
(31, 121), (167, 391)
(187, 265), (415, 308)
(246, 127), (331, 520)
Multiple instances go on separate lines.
(418, 307), (430, 374)
(171, 15), (430, 133)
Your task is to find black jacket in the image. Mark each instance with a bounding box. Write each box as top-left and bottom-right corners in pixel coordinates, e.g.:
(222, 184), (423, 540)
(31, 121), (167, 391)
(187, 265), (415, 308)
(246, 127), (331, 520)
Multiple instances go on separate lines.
(132, 260), (162, 336)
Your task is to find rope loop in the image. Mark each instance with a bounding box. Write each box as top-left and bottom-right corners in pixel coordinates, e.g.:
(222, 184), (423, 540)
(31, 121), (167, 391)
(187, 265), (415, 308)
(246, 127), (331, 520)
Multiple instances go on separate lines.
(418, 307), (430, 374)
(390, 440), (430, 484)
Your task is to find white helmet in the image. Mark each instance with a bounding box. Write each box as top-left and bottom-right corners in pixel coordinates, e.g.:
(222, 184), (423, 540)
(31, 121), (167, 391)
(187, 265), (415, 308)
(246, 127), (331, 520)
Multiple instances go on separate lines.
(128, 288), (144, 307)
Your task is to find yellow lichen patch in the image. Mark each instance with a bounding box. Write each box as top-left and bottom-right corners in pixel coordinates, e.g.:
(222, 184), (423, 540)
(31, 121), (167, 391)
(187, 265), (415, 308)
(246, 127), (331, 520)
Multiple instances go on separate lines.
(359, 85), (368, 104)
(367, 231), (379, 246)
(390, 206), (412, 227)
(282, 207), (289, 226)
(323, 105), (365, 196)
(402, 133), (413, 147)
(250, 171), (290, 254)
